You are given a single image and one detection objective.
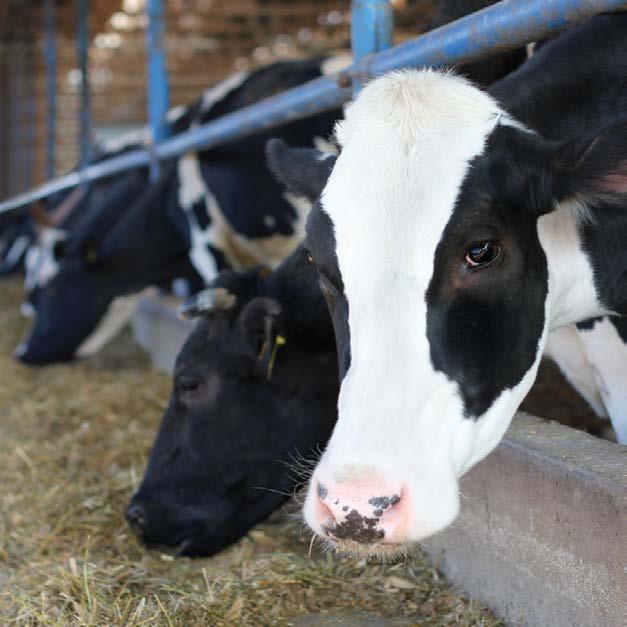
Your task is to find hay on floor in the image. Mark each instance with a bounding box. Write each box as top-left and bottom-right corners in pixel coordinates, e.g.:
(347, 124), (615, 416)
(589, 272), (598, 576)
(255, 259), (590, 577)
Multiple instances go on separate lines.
(0, 277), (500, 625)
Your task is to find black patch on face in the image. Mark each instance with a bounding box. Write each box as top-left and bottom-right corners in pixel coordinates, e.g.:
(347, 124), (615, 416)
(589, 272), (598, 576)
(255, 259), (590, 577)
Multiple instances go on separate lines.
(129, 246), (339, 556)
(426, 126), (549, 418)
(368, 495), (400, 510)
(322, 509), (385, 544)
(305, 205), (352, 380)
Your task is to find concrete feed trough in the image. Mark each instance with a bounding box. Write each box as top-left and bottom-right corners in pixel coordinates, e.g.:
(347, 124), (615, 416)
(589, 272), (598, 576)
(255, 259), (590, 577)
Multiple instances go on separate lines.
(134, 296), (626, 627)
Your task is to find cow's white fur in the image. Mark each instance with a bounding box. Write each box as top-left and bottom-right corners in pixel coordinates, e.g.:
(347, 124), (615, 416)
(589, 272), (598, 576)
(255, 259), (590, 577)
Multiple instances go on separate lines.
(543, 325), (607, 418)
(577, 318), (627, 443)
(198, 71), (249, 118)
(76, 288), (158, 358)
(305, 69), (612, 546)
(538, 201), (609, 329)
(177, 152), (308, 278)
(23, 228), (67, 295)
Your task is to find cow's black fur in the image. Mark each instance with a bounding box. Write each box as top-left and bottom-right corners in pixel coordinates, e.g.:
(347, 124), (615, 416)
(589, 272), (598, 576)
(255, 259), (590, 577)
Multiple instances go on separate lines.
(127, 246), (338, 556)
(17, 59), (342, 365)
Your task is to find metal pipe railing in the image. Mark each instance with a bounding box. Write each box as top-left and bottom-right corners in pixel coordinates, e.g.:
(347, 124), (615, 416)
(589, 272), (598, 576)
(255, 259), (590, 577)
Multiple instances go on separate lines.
(1, 0), (625, 216)
(146, 0), (170, 181)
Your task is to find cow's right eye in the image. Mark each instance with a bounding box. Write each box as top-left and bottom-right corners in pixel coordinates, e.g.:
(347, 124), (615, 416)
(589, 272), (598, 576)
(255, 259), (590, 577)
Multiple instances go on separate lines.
(178, 378), (201, 395)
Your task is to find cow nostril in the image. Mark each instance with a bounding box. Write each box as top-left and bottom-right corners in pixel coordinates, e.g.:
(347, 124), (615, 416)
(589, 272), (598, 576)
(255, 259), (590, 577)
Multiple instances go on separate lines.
(126, 503), (147, 534)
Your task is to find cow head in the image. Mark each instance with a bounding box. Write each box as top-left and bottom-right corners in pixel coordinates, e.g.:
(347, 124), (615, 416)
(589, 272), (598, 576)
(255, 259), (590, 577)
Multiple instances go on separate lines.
(127, 251), (338, 556)
(267, 70), (625, 554)
(16, 168), (203, 365)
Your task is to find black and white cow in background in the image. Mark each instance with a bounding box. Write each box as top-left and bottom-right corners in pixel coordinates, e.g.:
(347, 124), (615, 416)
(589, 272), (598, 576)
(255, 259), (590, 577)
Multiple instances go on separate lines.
(16, 57), (344, 364)
(267, 13), (626, 553)
(126, 245), (338, 556)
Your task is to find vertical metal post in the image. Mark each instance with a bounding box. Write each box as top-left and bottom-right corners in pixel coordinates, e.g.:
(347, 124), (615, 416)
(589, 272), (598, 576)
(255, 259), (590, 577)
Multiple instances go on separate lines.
(146, 0), (170, 180)
(76, 0), (91, 167)
(44, 0), (57, 179)
(351, 0), (393, 92)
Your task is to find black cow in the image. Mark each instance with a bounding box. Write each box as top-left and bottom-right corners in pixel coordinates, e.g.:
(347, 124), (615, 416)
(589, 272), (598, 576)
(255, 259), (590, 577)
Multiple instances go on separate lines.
(126, 245), (338, 556)
(16, 58), (342, 365)
(267, 14), (627, 553)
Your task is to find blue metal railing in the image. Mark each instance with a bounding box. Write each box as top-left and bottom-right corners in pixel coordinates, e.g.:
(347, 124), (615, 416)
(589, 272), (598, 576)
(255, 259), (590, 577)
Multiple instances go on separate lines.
(44, 0), (57, 180)
(351, 0), (394, 91)
(76, 0), (92, 168)
(0, 0), (625, 215)
(146, 0), (170, 181)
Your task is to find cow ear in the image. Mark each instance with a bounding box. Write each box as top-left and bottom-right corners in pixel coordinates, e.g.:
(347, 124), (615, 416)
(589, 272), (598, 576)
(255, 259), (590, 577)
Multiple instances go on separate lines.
(266, 138), (337, 202)
(551, 120), (627, 209)
(237, 297), (283, 357)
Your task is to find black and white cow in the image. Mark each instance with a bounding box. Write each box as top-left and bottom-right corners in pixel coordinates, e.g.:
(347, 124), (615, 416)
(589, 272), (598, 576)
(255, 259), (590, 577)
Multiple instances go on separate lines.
(126, 245), (338, 556)
(16, 58), (343, 364)
(267, 14), (627, 553)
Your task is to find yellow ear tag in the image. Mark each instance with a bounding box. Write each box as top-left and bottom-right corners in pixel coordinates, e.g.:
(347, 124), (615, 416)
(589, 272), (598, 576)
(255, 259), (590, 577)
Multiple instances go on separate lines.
(266, 334), (286, 380)
(86, 246), (98, 263)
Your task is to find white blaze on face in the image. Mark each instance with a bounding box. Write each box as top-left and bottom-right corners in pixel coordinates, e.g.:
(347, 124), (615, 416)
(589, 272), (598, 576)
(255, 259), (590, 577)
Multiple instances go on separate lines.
(306, 70), (541, 541)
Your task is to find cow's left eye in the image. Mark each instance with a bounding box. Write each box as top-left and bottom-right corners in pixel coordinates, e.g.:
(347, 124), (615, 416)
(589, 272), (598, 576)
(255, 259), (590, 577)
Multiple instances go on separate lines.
(178, 378), (201, 395)
(465, 241), (500, 268)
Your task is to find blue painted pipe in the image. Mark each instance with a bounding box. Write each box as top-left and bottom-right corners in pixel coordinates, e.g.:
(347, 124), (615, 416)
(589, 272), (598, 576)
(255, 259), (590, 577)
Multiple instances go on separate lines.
(146, 0), (170, 181)
(76, 0), (91, 167)
(1, 0), (625, 213)
(44, 0), (57, 180)
(351, 0), (394, 91)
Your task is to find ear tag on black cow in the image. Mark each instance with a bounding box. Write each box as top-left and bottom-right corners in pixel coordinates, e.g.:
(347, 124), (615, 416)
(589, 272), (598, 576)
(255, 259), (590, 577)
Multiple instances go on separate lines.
(266, 335), (286, 380)
(85, 245), (98, 264)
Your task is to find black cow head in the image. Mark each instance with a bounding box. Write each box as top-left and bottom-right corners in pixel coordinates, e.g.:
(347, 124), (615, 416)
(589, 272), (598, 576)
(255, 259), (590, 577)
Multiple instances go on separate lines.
(127, 247), (338, 556)
(16, 167), (203, 365)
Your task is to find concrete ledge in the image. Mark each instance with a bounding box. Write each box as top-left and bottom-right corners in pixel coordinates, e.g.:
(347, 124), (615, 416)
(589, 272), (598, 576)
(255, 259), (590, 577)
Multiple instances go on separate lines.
(132, 296), (194, 374)
(424, 413), (626, 627)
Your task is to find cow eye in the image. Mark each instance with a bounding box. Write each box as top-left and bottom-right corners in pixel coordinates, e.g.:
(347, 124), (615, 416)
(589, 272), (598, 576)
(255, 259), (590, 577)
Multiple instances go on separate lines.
(177, 378), (201, 395)
(307, 252), (314, 264)
(465, 241), (500, 268)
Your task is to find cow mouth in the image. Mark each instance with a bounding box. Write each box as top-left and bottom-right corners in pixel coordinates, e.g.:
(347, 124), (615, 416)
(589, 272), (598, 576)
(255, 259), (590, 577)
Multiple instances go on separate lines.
(317, 534), (410, 560)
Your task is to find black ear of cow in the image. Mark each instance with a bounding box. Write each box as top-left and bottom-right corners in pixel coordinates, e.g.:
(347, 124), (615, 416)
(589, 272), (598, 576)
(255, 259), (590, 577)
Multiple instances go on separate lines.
(266, 138), (337, 202)
(237, 297), (283, 354)
(551, 119), (627, 209)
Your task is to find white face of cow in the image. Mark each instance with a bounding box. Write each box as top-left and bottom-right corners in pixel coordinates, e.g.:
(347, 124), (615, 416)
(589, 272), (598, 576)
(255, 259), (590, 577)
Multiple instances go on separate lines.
(267, 69), (618, 553)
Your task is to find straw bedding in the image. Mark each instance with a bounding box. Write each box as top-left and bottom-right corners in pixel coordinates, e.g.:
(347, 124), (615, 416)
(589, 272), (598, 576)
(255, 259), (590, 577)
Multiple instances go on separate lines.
(0, 277), (501, 625)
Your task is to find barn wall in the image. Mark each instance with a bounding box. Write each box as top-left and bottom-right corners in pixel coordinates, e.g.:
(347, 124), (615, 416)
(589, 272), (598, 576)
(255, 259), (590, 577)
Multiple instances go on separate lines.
(0, 0), (437, 201)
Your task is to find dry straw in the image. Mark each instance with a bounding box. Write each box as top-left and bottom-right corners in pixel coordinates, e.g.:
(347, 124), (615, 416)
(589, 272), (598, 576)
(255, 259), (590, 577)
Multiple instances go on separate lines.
(0, 277), (500, 625)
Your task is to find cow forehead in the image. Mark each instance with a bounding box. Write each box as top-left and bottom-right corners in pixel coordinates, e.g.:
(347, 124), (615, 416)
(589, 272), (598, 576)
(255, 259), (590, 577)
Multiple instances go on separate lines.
(322, 70), (502, 295)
